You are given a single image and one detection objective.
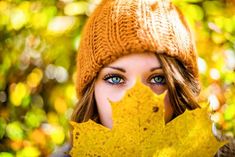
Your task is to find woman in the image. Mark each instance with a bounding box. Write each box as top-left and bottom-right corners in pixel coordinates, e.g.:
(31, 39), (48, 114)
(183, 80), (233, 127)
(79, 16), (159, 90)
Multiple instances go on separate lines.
(69, 0), (233, 156)
(72, 0), (200, 126)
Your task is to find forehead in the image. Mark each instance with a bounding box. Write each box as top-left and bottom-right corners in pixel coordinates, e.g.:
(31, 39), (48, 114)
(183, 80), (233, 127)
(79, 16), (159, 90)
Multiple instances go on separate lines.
(105, 53), (161, 71)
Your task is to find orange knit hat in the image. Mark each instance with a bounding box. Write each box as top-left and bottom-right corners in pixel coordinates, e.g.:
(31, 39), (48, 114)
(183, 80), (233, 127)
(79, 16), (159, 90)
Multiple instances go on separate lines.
(76, 0), (199, 98)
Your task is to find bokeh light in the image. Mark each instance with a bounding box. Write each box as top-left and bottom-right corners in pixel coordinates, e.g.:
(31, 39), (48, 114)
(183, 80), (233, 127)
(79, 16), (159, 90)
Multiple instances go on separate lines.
(0, 0), (234, 156)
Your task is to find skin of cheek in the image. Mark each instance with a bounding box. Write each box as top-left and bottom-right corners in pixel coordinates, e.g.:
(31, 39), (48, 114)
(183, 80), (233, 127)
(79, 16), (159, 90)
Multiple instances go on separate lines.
(94, 80), (129, 129)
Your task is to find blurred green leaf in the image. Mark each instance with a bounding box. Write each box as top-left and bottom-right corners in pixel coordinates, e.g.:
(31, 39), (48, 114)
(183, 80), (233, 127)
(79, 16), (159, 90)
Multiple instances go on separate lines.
(0, 118), (6, 139)
(21, 96), (31, 108)
(0, 152), (14, 157)
(185, 4), (204, 21)
(224, 105), (235, 121)
(31, 6), (57, 30)
(25, 107), (46, 128)
(203, 1), (224, 16)
(6, 121), (24, 140)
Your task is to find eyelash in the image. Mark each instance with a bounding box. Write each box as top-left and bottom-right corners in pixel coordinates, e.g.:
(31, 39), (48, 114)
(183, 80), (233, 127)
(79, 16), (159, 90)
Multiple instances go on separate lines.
(103, 73), (166, 86)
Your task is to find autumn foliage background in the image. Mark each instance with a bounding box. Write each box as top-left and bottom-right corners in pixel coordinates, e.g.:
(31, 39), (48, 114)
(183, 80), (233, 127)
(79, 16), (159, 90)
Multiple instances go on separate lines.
(0, 0), (235, 156)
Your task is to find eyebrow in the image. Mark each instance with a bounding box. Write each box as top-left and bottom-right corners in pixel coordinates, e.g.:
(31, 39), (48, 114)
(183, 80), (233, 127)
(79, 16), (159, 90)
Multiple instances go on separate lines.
(105, 66), (126, 73)
(105, 66), (162, 73)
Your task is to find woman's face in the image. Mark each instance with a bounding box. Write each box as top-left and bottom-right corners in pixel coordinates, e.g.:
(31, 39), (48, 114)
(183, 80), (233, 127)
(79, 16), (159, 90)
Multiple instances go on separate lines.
(94, 53), (173, 129)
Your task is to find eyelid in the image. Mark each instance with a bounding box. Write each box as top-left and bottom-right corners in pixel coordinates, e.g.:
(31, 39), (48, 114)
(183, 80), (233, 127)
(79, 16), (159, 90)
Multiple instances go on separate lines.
(147, 73), (164, 80)
(102, 73), (126, 81)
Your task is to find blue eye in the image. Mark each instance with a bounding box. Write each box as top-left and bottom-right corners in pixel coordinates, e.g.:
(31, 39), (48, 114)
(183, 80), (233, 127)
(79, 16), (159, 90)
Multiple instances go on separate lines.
(149, 75), (166, 85)
(103, 74), (125, 85)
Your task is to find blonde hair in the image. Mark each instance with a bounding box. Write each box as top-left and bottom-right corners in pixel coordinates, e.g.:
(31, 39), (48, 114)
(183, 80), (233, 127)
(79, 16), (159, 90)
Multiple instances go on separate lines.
(71, 54), (200, 123)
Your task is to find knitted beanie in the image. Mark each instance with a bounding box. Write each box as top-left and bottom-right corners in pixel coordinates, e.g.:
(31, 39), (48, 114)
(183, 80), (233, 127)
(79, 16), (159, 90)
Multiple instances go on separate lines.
(76, 0), (199, 98)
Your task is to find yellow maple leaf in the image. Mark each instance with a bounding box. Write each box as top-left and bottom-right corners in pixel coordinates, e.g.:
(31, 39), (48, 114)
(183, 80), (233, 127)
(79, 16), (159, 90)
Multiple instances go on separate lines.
(70, 81), (226, 157)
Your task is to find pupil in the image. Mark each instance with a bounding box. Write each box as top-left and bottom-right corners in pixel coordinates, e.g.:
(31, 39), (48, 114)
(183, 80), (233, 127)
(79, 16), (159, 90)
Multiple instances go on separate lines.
(154, 77), (162, 82)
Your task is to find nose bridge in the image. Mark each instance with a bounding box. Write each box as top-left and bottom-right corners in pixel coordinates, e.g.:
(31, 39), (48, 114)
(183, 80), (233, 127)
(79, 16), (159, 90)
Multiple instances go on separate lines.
(126, 76), (147, 90)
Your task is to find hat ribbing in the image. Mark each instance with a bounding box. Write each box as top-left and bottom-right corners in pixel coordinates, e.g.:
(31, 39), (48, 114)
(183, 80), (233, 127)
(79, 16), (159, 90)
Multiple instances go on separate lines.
(76, 0), (199, 98)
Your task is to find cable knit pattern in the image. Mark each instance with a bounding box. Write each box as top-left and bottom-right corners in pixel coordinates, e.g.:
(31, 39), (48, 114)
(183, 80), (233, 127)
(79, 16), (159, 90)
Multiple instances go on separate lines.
(76, 0), (199, 98)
